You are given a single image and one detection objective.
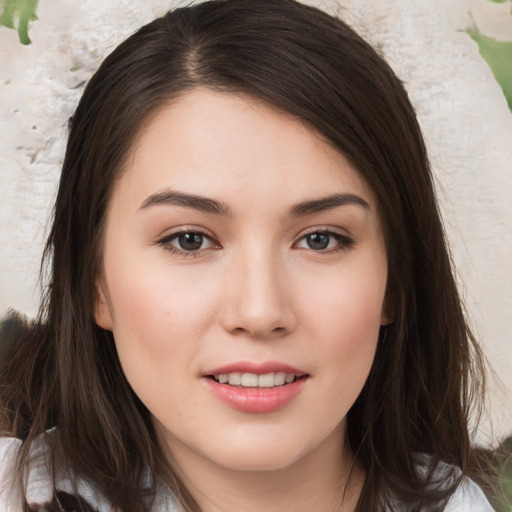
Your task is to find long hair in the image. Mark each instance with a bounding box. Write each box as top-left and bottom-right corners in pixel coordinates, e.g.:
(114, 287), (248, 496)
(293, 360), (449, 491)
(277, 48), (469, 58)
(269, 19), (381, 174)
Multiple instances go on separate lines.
(0, 1), (488, 510)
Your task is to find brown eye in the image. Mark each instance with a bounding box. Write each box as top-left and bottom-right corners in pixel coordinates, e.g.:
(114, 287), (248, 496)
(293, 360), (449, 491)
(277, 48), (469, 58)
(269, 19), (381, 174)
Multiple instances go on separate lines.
(175, 232), (204, 251)
(157, 230), (217, 256)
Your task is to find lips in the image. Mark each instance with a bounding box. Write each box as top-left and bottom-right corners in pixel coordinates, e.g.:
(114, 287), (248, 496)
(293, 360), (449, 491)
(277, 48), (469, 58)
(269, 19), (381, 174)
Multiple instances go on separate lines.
(203, 361), (308, 413)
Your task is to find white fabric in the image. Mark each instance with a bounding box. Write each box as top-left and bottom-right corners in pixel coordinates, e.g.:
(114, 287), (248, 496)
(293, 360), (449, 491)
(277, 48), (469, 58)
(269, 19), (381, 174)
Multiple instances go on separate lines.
(0, 435), (178, 512)
(444, 476), (495, 512)
(0, 435), (494, 511)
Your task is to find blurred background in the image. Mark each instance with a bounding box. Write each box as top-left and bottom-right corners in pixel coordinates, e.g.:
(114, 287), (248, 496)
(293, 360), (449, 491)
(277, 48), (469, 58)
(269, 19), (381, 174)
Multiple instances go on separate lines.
(1, 0), (511, 450)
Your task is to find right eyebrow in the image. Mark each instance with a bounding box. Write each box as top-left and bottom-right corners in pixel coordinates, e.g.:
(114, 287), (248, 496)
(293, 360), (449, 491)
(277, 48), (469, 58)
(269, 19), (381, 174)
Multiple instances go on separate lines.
(138, 190), (235, 218)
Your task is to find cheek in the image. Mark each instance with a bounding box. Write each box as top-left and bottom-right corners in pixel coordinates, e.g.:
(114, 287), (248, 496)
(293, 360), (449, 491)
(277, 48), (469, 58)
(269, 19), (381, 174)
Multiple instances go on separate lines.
(108, 257), (215, 338)
(300, 257), (386, 394)
(103, 257), (225, 398)
(104, 270), (208, 417)
(304, 260), (386, 339)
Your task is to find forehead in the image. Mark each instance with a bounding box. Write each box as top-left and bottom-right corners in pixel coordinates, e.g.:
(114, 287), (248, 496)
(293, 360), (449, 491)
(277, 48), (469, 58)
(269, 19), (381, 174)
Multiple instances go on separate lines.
(116, 88), (377, 214)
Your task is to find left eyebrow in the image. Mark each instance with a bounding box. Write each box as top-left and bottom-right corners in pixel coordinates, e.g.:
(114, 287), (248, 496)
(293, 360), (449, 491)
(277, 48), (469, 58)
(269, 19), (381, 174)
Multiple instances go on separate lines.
(288, 193), (370, 217)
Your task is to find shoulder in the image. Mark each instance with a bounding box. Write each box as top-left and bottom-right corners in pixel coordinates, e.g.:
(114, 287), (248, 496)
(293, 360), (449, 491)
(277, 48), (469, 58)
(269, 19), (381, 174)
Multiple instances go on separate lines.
(0, 434), (180, 512)
(389, 456), (495, 512)
(0, 436), (23, 511)
(0, 434), (110, 512)
(423, 457), (495, 512)
(443, 475), (495, 512)
(429, 457), (495, 512)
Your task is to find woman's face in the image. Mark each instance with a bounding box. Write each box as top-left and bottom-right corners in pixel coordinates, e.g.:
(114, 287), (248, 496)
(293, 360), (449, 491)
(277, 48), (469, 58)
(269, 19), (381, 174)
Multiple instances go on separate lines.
(95, 89), (389, 476)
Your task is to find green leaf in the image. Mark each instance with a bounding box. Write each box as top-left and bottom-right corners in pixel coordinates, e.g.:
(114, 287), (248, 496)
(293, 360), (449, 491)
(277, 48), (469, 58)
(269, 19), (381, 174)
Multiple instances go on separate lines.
(0, 0), (39, 45)
(466, 29), (512, 110)
(496, 458), (512, 511)
(487, 0), (508, 4)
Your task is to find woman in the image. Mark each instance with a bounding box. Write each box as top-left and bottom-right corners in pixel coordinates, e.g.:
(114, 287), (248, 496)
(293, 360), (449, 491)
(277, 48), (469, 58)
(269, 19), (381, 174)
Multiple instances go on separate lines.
(0, 0), (494, 510)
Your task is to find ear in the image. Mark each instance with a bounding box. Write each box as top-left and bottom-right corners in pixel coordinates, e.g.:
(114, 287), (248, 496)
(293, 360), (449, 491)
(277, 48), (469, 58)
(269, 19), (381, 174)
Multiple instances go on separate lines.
(381, 311), (393, 327)
(94, 281), (113, 331)
(380, 286), (395, 326)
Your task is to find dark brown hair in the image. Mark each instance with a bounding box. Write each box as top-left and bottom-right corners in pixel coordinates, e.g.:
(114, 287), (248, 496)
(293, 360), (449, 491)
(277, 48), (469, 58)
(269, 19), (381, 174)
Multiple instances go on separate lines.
(0, 0), (489, 510)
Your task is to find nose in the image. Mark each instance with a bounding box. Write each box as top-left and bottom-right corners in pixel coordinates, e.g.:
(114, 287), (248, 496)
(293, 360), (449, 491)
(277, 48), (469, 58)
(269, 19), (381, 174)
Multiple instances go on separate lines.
(220, 250), (297, 339)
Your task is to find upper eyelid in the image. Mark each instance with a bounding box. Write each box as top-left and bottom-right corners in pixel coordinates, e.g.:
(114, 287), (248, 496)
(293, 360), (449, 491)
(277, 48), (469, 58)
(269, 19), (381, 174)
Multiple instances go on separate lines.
(294, 226), (351, 240)
(156, 226), (216, 241)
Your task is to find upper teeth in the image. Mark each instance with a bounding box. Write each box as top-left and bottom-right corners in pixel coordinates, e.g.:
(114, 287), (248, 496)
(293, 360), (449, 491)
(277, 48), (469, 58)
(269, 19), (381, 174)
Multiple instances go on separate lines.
(214, 372), (297, 387)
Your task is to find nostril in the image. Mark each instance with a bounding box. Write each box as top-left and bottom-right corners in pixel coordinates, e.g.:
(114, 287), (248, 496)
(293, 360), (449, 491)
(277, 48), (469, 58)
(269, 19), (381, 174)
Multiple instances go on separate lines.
(229, 325), (288, 338)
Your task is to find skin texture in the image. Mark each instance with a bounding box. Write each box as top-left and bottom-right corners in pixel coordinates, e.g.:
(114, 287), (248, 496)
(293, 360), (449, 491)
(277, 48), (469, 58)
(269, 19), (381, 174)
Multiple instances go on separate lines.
(95, 89), (390, 511)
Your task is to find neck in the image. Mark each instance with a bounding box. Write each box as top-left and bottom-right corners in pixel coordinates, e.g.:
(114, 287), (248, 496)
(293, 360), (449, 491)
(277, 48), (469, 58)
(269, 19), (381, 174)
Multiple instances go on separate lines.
(164, 424), (363, 512)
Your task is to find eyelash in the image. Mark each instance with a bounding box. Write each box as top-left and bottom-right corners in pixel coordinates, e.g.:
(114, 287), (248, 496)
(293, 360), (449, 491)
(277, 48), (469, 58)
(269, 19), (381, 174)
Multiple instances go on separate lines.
(155, 228), (355, 258)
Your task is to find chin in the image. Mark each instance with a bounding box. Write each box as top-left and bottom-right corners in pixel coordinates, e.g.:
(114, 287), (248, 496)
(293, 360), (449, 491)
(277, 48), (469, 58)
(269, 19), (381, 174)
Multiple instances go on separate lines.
(213, 449), (303, 473)
(203, 431), (319, 473)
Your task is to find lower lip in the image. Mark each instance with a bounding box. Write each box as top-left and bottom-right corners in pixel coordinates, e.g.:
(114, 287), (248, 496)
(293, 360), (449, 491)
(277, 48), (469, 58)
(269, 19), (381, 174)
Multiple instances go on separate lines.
(204, 377), (307, 413)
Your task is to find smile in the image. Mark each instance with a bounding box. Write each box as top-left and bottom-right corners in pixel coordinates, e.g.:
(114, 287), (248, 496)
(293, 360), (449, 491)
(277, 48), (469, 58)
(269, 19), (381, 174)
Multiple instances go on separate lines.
(203, 363), (308, 413)
(211, 372), (298, 388)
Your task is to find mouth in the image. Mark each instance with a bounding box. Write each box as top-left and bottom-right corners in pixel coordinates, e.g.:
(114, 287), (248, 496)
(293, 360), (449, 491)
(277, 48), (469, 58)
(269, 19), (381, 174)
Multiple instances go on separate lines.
(203, 362), (308, 412)
(208, 372), (305, 388)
